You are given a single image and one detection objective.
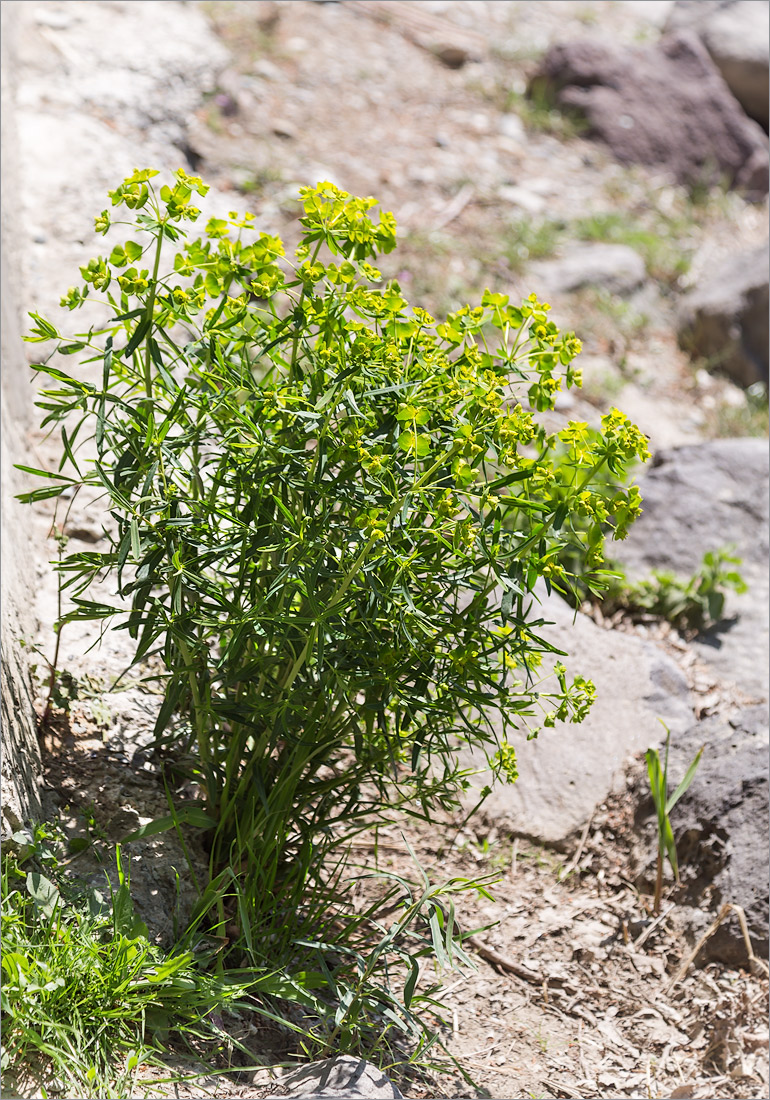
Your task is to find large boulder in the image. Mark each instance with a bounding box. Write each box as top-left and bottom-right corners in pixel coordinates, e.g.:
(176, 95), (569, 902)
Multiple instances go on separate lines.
(281, 1057), (404, 1099)
(1, 3), (43, 835)
(612, 439), (769, 701)
(633, 706), (769, 965)
(531, 242), (646, 297)
(528, 32), (769, 197)
(666, 0), (769, 130)
(466, 588), (693, 846)
(676, 243), (769, 387)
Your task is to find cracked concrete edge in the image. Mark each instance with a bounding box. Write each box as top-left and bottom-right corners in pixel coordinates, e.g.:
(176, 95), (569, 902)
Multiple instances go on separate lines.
(1, 0), (43, 833)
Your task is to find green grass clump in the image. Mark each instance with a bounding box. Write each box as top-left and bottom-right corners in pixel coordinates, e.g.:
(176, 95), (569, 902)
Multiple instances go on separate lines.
(706, 382), (769, 439)
(1, 828), (249, 1099)
(572, 211), (690, 285)
(502, 218), (564, 274)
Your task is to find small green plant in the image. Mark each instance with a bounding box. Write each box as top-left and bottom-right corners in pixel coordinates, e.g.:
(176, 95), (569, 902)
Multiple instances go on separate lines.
(502, 218), (564, 275)
(646, 722), (704, 914)
(19, 169), (648, 1059)
(509, 85), (589, 139)
(1, 834), (251, 1098)
(608, 547), (748, 633)
(706, 381), (769, 439)
(572, 211), (691, 285)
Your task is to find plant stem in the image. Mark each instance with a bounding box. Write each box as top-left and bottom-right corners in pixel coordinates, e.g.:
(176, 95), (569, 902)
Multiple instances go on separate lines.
(42, 532), (65, 728)
(142, 222), (166, 399)
(653, 847), (663, 916)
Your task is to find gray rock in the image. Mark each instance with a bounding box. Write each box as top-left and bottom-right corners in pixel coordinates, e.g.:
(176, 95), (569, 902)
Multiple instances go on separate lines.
(531, 242), (646, 297)
(666, 0), (769, 130)
(529, 32), (769, 197)
(282, 1056), (404, 1099)
(1, 2), (42, 835)
(676, 243), (769, 387)
(466, 589), (693, 846)
(635, 706), (769, 964)
(612, 439), (769, 700)
(432, 43), (476, 70)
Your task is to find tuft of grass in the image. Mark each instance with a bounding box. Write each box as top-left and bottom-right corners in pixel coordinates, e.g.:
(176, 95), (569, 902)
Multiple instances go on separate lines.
(572, 211), (691, 286)
(646, 721), (704, 914)
(502, 217), (564, 275)
(705, 382), (769, 439)
(506, 87), (589, 140)
(1, 827), (252, 1099)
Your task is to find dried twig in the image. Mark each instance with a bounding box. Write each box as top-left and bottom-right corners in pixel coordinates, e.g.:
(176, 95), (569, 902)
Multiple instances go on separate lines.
(433, 183), (474, 230)
(466, 936), (544, 985)
(633, 901), (675, 949)
(559, 814), (592, 881)
(667, 903), (769, 990)
(732, 903), (770, 977)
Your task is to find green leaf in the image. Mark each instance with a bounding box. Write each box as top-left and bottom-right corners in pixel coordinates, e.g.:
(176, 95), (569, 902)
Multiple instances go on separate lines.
(665, 744), (704, 815)
(14, 464), (76, 482)
(661, 813), (679, 881)
(26, 872), (60, 918)
(403, 955), (420, 1009)
(123, 312), (152, 359)
(27, 311), (60, 341)
(130, 518), (141, 560)
(112, 881), (136, 937)
(489, 467), (534, 490)
(398, 430), (430, 457)
(645, 748), (666, 826)
(16, 484), (74, 503)
(121, 806), (217, 842)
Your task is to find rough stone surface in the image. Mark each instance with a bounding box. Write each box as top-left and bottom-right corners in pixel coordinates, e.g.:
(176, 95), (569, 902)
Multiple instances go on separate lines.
(529, 32), (769, 196)
(1, 0), (43, 834)
(633, 706), (769, 964)
(666, 0), (770, 130)
(466, 588), (694, 846)
(281, 1056), (404, 1099)
(612, 440), (769, 701)
(531, 241), (646, 296)
(676, 243), (769, 387)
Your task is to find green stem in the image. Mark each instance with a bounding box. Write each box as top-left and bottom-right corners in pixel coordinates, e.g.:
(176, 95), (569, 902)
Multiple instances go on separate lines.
(290, 239), (324, 371)
(170, 581), (211, 804)
(142, 221), (166, 399)
(653, 847), (663, 916)
(574, 453), (608, 495)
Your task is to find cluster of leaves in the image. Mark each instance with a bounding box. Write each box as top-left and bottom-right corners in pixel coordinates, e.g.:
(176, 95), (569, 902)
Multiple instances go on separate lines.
(20, 169), (649, 1057)
(0, 827), (250, 1099)
(546, 432), (746, 636)
(604, 547), (747, 634)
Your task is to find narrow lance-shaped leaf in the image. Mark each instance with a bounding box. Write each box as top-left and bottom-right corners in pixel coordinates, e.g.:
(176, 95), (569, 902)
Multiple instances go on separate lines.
(665, 743), (704, 815)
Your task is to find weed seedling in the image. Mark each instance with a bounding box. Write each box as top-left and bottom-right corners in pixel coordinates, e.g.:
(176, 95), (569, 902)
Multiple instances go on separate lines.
(646, 722), (704, 914)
